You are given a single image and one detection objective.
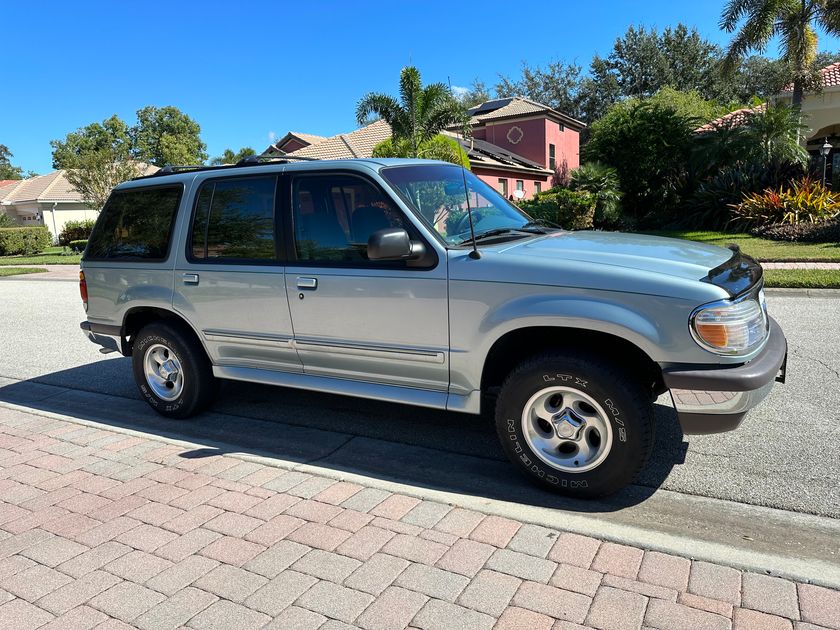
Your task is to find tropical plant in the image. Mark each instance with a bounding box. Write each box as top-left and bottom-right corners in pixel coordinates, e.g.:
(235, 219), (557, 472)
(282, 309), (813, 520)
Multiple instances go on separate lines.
(730, 176), (840, 228)
(211, 147), (256, 165)
(570, 163), (623, 228)
(356, 66), (467, 158)
(372, 134), (470, 168)
(519, 188), (596, 230)
(720, 0), (840, 106)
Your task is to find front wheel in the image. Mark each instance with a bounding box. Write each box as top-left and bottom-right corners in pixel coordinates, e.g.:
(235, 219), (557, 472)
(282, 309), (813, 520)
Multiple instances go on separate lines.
(131, 321), (216, 419)
(495, 352), (654, 498)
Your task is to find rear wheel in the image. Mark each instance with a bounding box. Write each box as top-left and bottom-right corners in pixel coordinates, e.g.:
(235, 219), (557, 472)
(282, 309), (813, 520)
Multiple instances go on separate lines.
(495, 351), (654, 498)
(131, 321), (215, 419)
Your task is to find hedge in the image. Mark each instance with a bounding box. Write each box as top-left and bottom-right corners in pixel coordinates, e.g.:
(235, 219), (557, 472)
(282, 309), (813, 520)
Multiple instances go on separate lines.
(68, 239), (88, 253)
(58, 219), (96, 247)
(0, 227), (52, 256)
(519, 188), (596, 230)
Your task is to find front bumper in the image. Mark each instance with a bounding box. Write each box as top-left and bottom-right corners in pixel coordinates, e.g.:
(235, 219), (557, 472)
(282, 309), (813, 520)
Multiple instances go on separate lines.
(80, 321), (124, 355)
(662, 316), (787, 434)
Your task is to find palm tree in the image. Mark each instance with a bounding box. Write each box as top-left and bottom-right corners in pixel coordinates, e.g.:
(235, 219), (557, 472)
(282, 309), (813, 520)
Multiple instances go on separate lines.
(720, 0), (840, 106)
(356, 66), (466, 156)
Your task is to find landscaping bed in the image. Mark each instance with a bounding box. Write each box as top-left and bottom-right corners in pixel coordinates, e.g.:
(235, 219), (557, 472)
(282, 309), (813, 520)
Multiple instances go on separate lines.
(645, 230), (840, 262)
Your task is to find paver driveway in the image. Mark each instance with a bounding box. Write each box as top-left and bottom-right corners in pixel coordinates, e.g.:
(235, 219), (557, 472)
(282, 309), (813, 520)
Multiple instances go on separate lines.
(0, 405), (837, 630)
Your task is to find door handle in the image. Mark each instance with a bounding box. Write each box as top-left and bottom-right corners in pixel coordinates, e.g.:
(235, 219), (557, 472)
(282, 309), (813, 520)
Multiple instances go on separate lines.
(181, 273), (200, 285)
(297, 277), (318, 290)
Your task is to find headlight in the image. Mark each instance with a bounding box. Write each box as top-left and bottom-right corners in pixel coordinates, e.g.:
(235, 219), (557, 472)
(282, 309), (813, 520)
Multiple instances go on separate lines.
(690, 296), (768, 355)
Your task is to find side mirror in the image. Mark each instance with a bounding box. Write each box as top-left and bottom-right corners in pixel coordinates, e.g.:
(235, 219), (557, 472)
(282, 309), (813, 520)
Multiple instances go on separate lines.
(367, 228), (425, 261)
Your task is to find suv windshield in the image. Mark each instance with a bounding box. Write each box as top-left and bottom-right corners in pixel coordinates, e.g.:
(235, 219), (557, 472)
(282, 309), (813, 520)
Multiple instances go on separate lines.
(381, 164), (535, 245)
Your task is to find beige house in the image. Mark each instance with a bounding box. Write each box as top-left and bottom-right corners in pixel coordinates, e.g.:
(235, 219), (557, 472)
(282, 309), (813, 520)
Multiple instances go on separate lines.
(698, 62), (840, 186)
(0, 165), (156, 242)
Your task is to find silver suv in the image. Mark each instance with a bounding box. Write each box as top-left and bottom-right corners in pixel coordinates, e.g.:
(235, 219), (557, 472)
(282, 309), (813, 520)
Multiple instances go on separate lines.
(80, 157), (787, 497)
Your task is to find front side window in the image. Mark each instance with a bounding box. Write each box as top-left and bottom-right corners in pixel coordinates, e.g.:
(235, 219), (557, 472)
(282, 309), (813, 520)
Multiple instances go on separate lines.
(382, 164), (532, 245)
(190, 176), (277, 261)
(292, 174), (407, 263)
(86, 185), (182, 260)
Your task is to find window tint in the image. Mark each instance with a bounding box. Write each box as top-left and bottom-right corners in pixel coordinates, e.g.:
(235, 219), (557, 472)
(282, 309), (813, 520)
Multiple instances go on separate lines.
(190, 176), (277, 261)
(86, 186), (182, 261)
(292, 175), (407, 263)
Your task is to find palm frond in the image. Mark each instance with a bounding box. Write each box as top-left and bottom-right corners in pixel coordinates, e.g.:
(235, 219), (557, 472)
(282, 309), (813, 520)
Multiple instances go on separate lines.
(355, 93), (401, 127)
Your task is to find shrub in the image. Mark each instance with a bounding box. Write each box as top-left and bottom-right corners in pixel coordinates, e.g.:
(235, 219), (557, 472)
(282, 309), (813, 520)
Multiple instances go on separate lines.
(683, 159), (805, 229)
(68, 239), (88, 253)
(0, 213), (16, 228)
(58, 219), (96, 247)
(519, 188), (596, 230)
(751, 219), (840, 242)
(0, 227), (52, 256)
(570, 162), (623, 229)
(730, 177), (840, 229)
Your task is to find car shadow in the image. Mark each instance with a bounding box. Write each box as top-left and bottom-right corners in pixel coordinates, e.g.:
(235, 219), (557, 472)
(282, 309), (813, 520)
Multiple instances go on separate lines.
(0, 359), (688, 514)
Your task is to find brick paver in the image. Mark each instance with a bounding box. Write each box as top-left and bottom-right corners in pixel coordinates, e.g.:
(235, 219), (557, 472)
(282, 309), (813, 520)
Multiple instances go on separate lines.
(0, 406), (834, 630)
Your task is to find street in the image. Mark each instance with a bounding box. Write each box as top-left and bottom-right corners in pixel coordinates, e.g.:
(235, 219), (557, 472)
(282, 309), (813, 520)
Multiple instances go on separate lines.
(1, 278), (839, 585)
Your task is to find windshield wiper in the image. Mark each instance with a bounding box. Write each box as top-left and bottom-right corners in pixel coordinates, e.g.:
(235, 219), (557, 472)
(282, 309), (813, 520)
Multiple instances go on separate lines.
(458, 227), (534, 245)
(521, 219), (560, 230)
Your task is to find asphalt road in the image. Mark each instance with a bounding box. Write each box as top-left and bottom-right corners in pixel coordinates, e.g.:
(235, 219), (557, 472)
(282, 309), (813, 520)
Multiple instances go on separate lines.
(1, 278), (838, 521)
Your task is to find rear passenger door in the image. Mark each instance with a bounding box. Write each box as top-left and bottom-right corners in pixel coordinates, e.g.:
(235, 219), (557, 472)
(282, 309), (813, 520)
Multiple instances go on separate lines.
(173, 174), (301, 372)
(283, 171), (449, 392)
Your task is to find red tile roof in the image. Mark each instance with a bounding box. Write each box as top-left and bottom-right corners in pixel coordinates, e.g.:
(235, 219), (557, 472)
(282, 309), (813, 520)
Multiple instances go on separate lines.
(694, 104), (767, 133)
(781, 61), (840, 92)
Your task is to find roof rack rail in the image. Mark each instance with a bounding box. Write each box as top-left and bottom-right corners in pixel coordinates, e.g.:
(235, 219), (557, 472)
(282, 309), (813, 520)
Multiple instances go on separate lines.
(235, 154), (319, 165)
(133, 154), (322, 180)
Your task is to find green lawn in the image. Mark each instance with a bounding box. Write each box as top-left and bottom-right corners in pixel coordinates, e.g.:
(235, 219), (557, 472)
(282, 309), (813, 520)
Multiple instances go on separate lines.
(0, 246), (81, 266)
(763, 269), (840, 289)
(0, 267), (49, 277)
(645, 230), (840, 262)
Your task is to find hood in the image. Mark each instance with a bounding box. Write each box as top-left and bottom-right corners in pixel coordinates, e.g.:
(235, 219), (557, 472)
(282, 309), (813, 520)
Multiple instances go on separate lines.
(497, 231), (734, 280)
(451, 231), (760, 301)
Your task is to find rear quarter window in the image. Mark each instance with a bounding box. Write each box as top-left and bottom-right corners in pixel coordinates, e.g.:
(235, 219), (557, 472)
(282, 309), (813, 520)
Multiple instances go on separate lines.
(85, 185), (183, 261)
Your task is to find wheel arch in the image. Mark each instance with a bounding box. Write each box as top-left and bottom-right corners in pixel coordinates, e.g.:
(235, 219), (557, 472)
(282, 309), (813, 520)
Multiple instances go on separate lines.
(121, 306), (208, 358)
(480, 326), (666, 412)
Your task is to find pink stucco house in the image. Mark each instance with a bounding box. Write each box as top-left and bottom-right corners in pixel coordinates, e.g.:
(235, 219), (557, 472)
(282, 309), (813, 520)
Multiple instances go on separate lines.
(263, 97), (585, 199)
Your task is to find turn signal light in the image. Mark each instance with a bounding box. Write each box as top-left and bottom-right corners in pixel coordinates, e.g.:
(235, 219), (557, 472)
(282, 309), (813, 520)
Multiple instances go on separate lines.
(690, 296), (767, 355)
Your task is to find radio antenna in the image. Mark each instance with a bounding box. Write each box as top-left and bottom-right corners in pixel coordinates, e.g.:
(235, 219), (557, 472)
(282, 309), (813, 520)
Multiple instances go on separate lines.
(461, 164), (481, 260)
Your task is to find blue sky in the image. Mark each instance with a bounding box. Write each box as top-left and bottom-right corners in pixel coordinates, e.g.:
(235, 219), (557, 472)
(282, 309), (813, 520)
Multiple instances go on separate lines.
(3, 1), (840, 174)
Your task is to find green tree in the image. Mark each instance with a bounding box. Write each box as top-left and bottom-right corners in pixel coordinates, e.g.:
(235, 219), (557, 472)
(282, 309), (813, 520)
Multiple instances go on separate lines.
(583, 100), (696, 224)
(496, 61), (585, 119)
(63, 148), (139, 211)
(455, 80), (491, 108)
(356, 66), (467, 157)
(210, 147), (256, 165)
(721, 0), (840, 106)
(50, 115), (132, 170)
(0, 145), (26, 180)
(372, 135), (470, 168)
(131, 105), (208, 166)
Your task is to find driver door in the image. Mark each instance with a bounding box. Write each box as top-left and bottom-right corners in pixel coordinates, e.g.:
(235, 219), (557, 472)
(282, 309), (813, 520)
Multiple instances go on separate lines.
(283, 171), (450, 392)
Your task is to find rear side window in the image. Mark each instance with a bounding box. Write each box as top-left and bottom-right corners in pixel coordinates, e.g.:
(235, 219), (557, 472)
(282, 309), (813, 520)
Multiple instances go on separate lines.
(189, 176), (277, 262)
(86, 185), (183, 261)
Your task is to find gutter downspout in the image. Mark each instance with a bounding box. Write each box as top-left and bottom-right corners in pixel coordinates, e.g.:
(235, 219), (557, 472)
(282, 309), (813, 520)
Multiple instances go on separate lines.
(50, 202), (59, 244)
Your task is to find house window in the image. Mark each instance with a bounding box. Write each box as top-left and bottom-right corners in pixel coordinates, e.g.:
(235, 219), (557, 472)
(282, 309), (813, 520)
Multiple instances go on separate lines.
(515, 180), (524, 192)
(549, 144), (556, 170)
(498, 179), (508, 196)
(534, 182), (542, 194)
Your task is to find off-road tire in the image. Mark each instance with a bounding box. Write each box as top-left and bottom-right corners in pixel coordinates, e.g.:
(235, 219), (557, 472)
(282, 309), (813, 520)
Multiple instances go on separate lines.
(131, 321), (216, 419)
(495, 351), (654, 498)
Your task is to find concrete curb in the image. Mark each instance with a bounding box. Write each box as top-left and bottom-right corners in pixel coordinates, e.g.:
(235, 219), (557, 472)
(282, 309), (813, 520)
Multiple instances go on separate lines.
(765, 287), (840, 298)
(3, 398), (839, 590)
